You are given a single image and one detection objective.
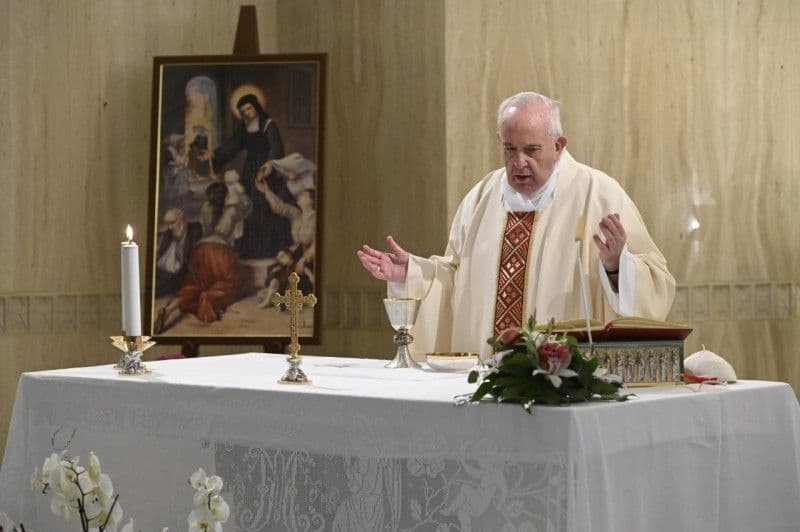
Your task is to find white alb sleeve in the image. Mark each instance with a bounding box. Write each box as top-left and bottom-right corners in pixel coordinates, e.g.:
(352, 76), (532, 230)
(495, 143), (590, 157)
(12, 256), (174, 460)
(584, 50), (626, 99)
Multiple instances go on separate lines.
(387, 280), (407, 299)
(598, 244), (635, 316)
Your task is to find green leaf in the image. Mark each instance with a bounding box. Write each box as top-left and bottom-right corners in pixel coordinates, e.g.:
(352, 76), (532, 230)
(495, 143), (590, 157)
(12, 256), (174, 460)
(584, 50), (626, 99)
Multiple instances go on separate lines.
(566, 334), (578, 348)
(467, 370), (479, 383)
(589, 380), (622, 396)
(471, 380), (495, 402)
(499, 352), (532, 368)
(494, 375), (525, 387)
(497, 364), (531, 378)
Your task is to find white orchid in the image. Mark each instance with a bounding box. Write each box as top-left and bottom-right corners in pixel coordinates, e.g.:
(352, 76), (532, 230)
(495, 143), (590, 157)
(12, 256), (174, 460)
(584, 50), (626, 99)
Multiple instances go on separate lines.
(188, 468), (209, 491)
(190, 468), (224, 494)
(188, 507), (222, 532)
(27, 452), (226, 532)
(31, 466), (47, 493)
(84, 490), (122, 529)
(41, 452), (66, 489)
(188, 468), (230, 530)
(208, 494), (230, 523)
(49, 492), (76, 520)
(87, 452), (103, 483)
(0, 511), (22, 532)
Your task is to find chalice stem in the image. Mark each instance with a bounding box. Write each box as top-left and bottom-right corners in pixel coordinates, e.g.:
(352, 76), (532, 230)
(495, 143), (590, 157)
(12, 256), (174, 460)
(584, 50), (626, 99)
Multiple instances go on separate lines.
(385, 328), (421, 368)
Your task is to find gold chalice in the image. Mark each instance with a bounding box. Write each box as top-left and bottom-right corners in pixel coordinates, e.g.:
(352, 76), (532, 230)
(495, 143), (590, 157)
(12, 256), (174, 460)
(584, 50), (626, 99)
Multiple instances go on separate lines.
(383, 297), (422, 369)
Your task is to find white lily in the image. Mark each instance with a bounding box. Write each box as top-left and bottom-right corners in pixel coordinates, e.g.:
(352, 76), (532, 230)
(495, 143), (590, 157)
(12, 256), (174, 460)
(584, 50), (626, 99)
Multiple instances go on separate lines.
(593, 367), (623, 384)
(488, 349), (513, 367)
(533, 331), (548, 349)
(532, 367), (578, 388)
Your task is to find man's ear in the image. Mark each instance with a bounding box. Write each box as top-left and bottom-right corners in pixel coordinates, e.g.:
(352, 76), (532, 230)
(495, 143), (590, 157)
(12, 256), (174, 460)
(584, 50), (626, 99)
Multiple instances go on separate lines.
(496, 131), (502, 143)
(555, 136), (567, 153)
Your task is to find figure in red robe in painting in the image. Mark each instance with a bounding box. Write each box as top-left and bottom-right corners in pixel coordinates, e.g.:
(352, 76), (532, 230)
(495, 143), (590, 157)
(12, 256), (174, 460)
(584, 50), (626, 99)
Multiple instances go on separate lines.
(155, 181), (252, 333)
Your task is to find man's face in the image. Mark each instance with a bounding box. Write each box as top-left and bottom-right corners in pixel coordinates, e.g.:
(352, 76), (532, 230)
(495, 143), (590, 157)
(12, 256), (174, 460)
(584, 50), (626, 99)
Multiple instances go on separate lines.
(239, 103), (257, 121)
(165, 215), (186, 238)
(497, 104), (566, 196)
(277, 251), (292, 265)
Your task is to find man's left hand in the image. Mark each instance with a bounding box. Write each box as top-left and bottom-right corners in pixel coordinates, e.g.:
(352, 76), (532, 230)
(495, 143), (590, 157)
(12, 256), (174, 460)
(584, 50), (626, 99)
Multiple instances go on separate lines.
(592, 213), (626, 273)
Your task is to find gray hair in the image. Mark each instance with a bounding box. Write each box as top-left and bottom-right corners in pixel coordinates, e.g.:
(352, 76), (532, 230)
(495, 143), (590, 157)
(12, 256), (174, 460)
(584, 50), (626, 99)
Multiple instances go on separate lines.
(163, 207), (185, 223)
(496, 91), (563, 137)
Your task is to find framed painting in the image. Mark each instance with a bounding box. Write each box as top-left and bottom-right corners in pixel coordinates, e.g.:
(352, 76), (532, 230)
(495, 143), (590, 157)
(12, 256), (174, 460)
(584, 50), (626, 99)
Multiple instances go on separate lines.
(144, 54), (325, 344)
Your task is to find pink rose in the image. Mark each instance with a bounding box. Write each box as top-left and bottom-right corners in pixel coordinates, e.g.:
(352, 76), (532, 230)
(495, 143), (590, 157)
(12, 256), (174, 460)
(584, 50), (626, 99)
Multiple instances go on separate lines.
(498, 327), (522, 346)
(537, 342), (572, 375)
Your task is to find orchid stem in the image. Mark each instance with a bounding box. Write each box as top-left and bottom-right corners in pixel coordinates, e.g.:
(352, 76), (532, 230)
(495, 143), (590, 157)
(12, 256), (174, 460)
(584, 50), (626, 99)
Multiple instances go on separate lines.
(99, 494), (120, 531)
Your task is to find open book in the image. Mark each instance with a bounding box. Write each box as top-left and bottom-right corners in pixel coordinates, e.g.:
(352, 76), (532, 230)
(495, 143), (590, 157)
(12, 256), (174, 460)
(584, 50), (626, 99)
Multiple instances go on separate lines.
(536, 317), (692, 342)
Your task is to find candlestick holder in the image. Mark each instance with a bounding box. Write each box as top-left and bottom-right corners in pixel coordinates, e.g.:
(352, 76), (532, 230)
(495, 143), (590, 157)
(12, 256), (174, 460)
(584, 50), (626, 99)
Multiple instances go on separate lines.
(110, 335), (156, 376)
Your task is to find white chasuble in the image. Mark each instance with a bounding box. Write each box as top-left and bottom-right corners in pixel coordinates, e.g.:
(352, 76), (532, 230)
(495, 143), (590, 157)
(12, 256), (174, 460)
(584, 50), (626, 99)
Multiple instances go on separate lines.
(402, 150), (676, 361)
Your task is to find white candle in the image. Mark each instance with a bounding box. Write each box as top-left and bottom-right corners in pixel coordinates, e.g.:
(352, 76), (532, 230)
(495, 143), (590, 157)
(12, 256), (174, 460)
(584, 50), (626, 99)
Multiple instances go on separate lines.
(121, 225), (142, 336)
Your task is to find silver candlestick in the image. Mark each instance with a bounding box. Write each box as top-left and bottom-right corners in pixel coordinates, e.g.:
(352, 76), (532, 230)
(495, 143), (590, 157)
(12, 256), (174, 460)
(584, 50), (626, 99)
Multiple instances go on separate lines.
(383, 297), (422, 369)
(110, 335), (156, 376)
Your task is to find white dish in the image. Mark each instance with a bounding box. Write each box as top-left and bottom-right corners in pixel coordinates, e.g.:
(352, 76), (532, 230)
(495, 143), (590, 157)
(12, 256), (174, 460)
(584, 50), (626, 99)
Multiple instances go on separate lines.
(425, 353), (479, 372)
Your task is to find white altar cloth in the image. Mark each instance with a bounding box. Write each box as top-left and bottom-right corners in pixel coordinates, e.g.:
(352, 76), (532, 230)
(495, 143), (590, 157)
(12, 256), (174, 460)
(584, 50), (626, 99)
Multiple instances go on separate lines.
(1, 353), (799, 531)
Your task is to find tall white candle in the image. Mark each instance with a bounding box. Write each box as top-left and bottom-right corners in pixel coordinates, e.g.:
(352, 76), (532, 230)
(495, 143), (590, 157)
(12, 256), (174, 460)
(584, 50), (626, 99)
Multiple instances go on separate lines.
(121, 225), (142, 336)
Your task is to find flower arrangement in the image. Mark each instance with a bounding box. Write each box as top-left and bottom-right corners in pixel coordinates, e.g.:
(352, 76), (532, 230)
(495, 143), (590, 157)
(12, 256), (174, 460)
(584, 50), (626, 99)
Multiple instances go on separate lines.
(466, 316), (630, 412)
(1, 451), (229, 531)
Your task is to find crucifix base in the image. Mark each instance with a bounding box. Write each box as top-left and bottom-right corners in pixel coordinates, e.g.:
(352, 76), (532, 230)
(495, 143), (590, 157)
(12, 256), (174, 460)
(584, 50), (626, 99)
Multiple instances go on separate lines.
(278, 355), (312, 385)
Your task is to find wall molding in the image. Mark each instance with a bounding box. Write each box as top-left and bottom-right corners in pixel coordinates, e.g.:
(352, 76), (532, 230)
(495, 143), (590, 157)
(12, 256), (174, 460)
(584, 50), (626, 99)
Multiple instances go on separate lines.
(0, 282), (796, 336)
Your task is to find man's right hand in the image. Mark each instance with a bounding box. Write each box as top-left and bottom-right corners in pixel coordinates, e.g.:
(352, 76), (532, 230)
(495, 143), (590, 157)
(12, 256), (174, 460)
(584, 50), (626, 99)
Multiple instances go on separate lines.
(357, 236), (409, 283)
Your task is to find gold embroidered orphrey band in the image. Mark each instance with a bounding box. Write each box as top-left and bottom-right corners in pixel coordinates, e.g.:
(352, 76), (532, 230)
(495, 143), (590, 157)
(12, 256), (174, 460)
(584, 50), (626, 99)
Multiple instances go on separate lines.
(493, 211), (536, 335)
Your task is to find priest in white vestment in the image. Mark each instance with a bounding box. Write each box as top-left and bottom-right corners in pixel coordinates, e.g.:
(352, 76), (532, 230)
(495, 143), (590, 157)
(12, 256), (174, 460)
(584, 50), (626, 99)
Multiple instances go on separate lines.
(358, 92), (675, 360)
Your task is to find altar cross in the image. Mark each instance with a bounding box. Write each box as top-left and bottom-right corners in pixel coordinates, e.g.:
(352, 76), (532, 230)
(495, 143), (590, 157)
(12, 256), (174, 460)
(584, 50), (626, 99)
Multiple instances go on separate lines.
(271, 272), (317, 359)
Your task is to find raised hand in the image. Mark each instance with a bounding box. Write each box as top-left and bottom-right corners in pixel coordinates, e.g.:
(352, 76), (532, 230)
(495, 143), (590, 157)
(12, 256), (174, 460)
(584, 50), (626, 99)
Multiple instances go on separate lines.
(356, 235), (409, 283)
(592, 213), (626, 273)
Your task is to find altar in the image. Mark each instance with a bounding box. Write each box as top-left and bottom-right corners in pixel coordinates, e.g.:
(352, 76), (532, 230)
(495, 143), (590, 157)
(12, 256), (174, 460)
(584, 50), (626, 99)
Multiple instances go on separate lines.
(1, 353), (799, 531)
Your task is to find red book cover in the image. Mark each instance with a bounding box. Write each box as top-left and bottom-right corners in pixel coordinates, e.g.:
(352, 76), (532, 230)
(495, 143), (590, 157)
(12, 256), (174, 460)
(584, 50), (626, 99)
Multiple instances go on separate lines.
(545, 317), (692, 343)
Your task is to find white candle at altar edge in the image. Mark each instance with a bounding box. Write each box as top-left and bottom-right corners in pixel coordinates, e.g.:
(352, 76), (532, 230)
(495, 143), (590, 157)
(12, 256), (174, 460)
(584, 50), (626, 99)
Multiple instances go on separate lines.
(121, 225), (142, 336)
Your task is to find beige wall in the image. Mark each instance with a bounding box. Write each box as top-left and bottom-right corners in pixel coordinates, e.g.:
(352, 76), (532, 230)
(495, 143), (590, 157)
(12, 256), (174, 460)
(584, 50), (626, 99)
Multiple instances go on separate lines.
(2, 0), (799, 457)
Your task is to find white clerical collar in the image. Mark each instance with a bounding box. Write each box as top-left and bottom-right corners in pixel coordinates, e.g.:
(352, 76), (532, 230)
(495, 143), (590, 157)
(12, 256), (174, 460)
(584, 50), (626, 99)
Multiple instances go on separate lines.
(502, 151), (564, 212)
